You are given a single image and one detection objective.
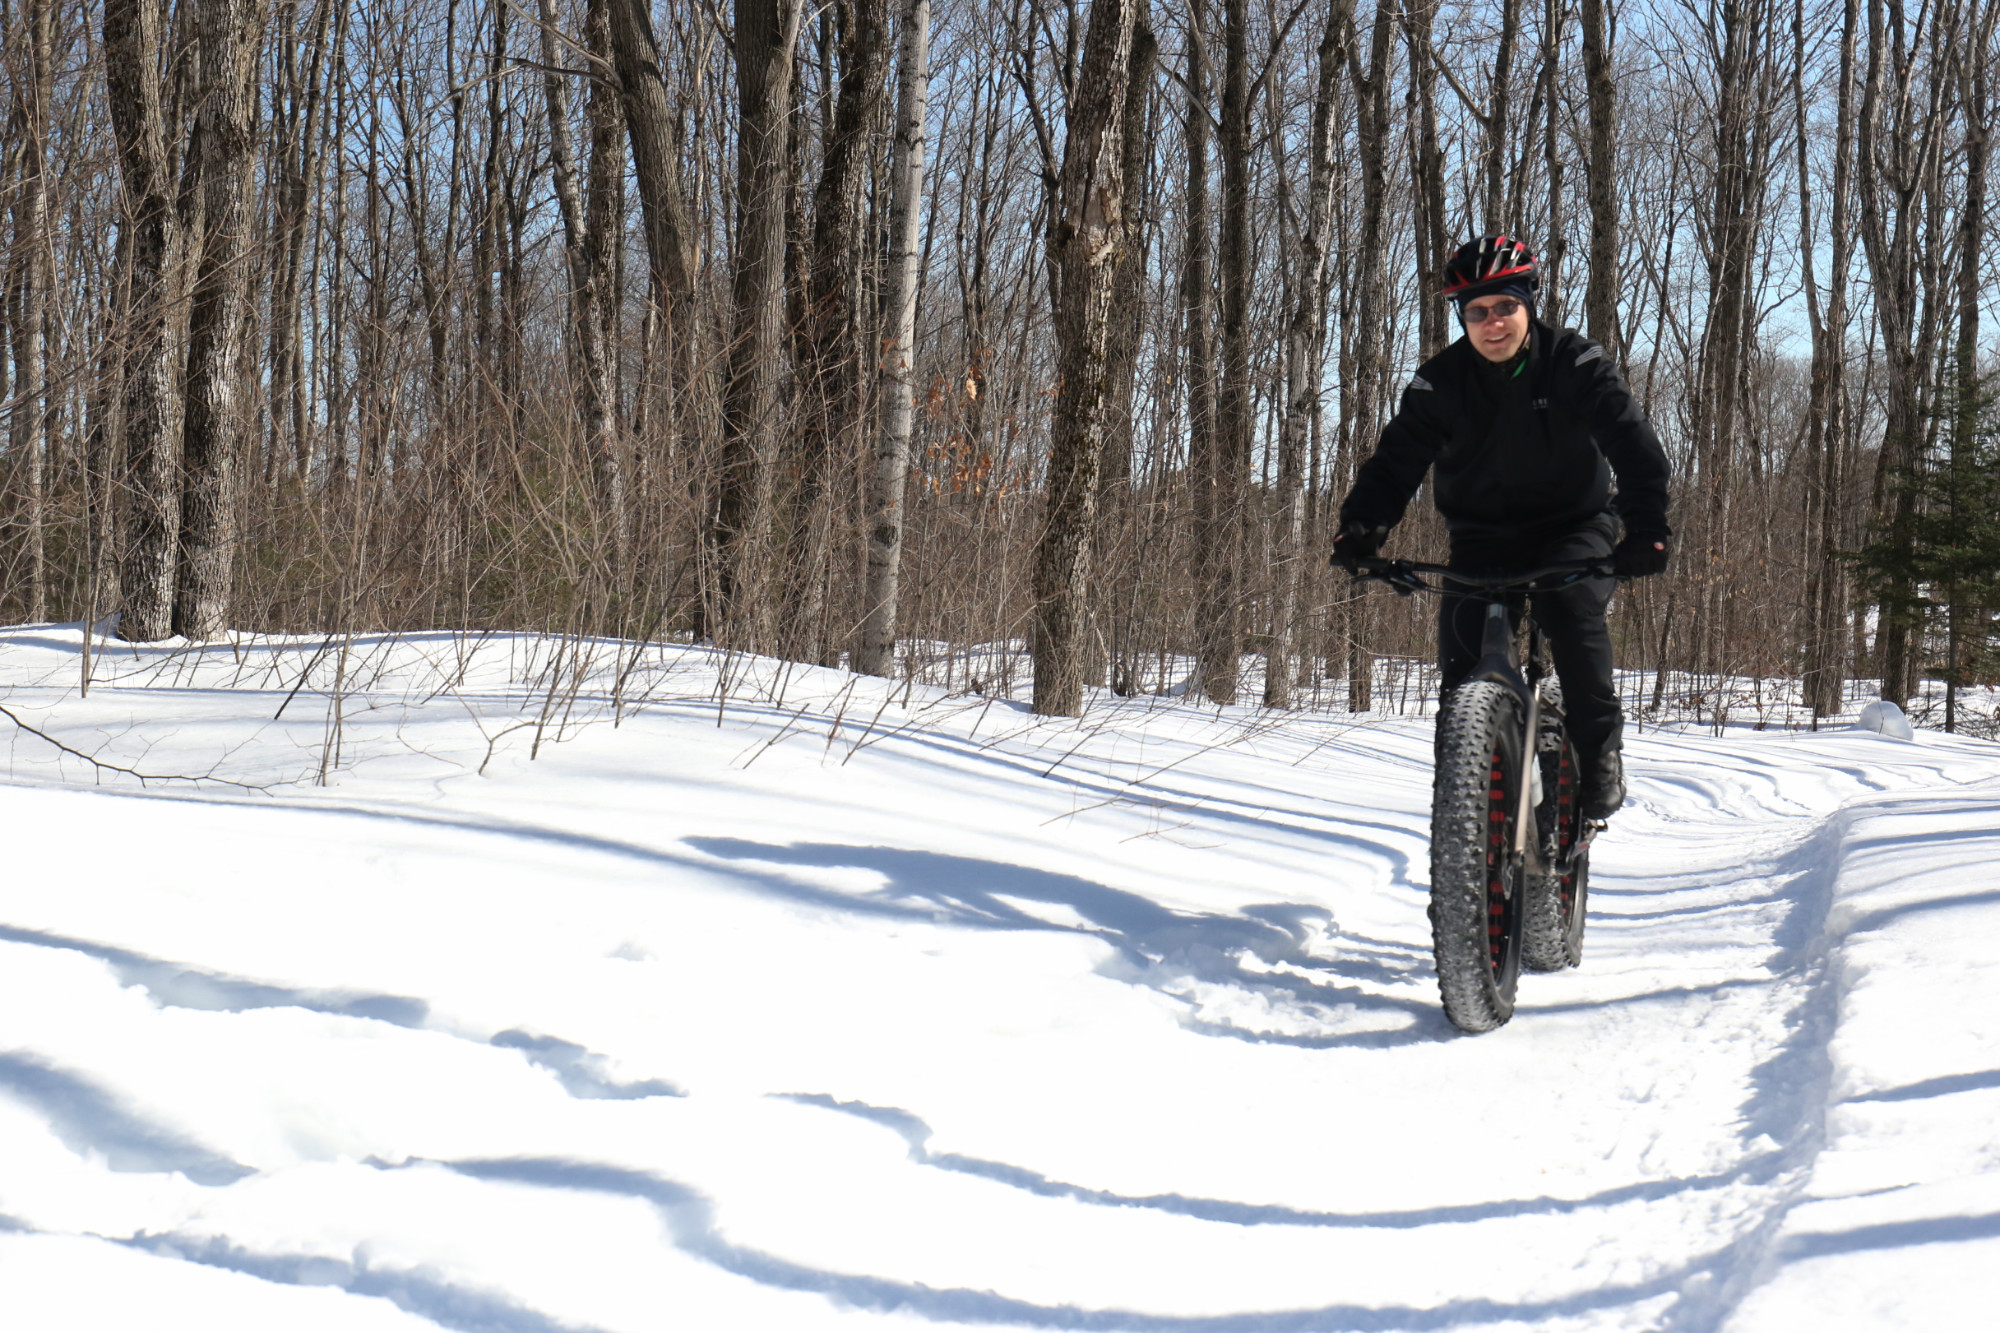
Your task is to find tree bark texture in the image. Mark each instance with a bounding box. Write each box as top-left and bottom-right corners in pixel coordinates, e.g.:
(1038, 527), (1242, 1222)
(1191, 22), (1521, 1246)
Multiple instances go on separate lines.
(1859, 0), (1948, 705)
(176, 0), (271, 639)
(782, 0), (892, 664)
(1100, 7), (1155, 500)
(1484, 0), (1521, 230)
(856, 0), (930, 678)
(1193, 0), (1252, 705)
(1579, 0), (1621, 358)
(540, 0), (627, 572)
(710, 0), (805, 648)
(1341, 0), (1396, 711)
(1799, 0), (1858, 716)
(1404, 0), (1448, 360)
(607, 0), (699, 372)
(1692, 0), (1779, 675)
(1030, 0), (1140, 717)
(105, 0), (188, 642)
(1266, 3), (1345, 708)
(9, 0), (55, 622)
(1090, 4), (1155, 693)
(1182, 0), (1219, 697)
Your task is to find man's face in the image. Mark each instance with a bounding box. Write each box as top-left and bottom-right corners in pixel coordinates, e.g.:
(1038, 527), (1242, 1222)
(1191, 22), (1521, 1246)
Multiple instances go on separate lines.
(1462, 295), (1530, 362)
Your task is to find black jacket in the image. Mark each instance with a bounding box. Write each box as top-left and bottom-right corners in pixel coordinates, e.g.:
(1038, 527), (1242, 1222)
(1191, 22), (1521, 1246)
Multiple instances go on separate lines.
(1339, 319), (1671, 540)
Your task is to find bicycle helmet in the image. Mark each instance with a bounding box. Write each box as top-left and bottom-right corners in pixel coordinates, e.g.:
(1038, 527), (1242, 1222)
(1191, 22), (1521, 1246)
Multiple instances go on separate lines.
(1438, 234), (1541, 303)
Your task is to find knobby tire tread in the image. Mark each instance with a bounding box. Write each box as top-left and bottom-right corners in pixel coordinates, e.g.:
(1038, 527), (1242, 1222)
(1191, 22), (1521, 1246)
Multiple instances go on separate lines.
(1429, 680), (1524, 1032)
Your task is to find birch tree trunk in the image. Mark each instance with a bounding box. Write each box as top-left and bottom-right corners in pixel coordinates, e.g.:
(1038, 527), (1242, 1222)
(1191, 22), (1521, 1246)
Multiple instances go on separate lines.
(1030, 0), (1140, 717)
(856, 0), (930, 677)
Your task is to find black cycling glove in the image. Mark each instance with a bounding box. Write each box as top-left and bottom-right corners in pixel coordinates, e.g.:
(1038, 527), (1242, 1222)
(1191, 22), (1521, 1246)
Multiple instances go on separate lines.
(1331, 523), (1389, 574)
(1613, 530), (1671, 578)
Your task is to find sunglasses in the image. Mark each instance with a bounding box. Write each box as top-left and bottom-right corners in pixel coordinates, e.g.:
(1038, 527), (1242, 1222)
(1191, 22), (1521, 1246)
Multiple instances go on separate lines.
(1461, 297), (1524, 324)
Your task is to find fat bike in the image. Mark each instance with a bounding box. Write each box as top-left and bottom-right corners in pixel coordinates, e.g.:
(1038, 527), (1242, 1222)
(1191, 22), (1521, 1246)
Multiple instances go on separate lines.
(1351, 558), (1610, 1033)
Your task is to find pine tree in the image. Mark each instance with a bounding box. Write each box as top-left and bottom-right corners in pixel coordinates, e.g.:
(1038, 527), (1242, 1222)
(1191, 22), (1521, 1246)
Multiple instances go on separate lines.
(1854, 371), (2000, 732)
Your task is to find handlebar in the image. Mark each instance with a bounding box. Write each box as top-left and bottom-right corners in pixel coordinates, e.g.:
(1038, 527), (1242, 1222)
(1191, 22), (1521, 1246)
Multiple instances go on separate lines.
(1346, 557), (1617, 597)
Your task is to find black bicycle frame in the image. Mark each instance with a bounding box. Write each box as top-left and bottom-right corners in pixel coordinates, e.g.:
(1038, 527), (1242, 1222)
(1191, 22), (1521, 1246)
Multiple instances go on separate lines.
(1350, 557), (1613, 877)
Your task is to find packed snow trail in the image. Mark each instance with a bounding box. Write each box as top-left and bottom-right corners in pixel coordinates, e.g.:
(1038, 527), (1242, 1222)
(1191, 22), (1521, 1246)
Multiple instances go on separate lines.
(1, 627), (1998, 1331)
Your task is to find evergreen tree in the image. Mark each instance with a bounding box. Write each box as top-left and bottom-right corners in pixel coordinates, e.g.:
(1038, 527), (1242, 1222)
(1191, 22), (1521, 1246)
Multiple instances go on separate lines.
(1854, 371), (2000, 731)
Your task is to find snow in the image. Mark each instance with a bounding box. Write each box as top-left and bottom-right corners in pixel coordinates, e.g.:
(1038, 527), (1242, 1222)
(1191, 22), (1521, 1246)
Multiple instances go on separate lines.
(1853, 699), (1915, 740)
(3, 624), (2000, 1331)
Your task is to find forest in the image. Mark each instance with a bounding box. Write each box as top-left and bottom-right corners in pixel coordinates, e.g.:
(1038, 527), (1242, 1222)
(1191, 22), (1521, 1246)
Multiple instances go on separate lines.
(3, 0), (1998, 728)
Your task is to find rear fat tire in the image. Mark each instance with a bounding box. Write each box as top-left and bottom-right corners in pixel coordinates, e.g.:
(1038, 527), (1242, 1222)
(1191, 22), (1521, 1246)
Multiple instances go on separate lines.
(1522, 691), (1589, 972)
(1428, 680), (1526, 1032)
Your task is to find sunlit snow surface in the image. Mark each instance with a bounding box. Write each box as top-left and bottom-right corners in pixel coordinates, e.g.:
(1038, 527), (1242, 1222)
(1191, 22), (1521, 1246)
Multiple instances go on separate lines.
(3, 624), (1999, 1331)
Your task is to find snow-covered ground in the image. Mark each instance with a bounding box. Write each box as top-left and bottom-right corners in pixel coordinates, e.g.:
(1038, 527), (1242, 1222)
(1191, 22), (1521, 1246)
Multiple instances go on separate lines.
(2, 624), (1998, 1332)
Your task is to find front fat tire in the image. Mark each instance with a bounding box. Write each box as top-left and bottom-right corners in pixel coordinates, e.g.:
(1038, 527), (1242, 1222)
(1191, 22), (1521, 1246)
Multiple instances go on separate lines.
(1429, 681), (1525, 1033)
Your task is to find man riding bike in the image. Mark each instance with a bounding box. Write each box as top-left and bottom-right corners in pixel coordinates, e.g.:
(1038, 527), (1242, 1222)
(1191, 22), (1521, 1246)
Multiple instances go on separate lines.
(1331, 235), (1672, 820)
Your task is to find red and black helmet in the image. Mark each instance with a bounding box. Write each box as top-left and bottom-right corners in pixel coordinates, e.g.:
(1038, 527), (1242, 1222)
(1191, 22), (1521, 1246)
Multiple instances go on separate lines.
(1438, 234), (1541, 302)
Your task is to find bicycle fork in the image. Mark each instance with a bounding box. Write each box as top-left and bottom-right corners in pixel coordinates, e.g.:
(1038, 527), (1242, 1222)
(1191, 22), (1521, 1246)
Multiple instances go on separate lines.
(1473, 599), (1545, 881)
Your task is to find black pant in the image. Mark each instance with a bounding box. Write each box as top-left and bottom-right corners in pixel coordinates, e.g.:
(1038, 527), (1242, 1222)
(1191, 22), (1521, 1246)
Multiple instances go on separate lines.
(1436, 514), (1621, 768)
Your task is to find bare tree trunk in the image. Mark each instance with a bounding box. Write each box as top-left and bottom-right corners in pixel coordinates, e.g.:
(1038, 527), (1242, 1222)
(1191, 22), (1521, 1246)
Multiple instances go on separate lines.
(1266, 3), (1346, 708)
(1946, 0), (1996, 729)
(783, 0), (891, 663)
(1538, 0), (1566, 317)
(1183, 0), (1220, 695)
(1800, 0), (1858, 716)
(106, 0), (187, 642)
(1096, 5), (1154, 689)
(86, 226), (131, 617)
(1484, 0), (1522, 229)
(1691, 0), (1776, 675)
(1101, 10), (1155, 498)
(1030, 0), (1140, 717)
(856, 0), (930, 677)
(607, 0), (699, 399)
(266, 0), (335, 485)
(176, 0), (270, 639)
(1404, 0), (1447, 359)
(710, 0), (805, 648)
(1579, 0), (1621, 357)
(1342, 0), (1396, 712)
(1192, 0), (1252, 704)
(540, 0), (627, 575)
(1858, 0), (1946, 705)
(8, 0), (54, 622)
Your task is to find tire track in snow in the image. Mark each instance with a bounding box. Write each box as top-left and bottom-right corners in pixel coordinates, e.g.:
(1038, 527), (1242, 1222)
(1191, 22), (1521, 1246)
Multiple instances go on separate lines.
(0, 924), (682, 1101)
(430, 1154), (1716, 1332)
